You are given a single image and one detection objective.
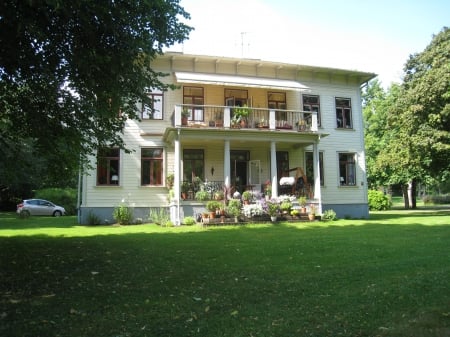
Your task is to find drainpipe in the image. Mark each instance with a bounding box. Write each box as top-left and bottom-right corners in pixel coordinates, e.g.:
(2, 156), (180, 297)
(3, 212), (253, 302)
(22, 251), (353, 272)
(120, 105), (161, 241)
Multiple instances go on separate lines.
(174, 128), (181, 225)
(270, 141), (278, 198)
(77, 163), (82, 224)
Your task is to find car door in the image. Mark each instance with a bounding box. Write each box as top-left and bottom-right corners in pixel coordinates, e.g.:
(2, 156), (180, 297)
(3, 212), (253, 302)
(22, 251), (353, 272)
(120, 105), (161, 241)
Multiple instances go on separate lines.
(38, 200), (54, 216)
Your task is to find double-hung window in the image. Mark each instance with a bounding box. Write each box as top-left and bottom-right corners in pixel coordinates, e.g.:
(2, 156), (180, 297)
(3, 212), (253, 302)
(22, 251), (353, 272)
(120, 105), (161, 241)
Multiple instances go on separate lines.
(97, 148), (120, 185)
(303, 94), (321, 127)
(142, 89), (163, 120)
(141, 148), (163, 186)
(338, 153), (356, 186)
(335, 97), (352, 128)
(183, 87), (204, 121)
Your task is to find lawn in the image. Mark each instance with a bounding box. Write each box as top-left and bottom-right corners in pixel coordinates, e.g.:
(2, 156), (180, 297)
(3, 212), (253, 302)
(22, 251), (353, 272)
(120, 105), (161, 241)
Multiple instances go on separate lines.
(0, 209), (449, 337)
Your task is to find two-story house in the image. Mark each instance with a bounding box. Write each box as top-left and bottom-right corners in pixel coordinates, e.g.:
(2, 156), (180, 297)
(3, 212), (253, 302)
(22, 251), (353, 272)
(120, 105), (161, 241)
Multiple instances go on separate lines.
(78, 52), (376, 224)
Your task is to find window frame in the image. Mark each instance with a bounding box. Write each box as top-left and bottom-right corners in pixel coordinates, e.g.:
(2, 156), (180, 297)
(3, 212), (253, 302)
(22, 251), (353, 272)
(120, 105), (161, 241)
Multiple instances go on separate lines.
(96, 148), (120, 186)
(142, 89), (164, 120)
(335, 97), (352, 129)
(183, 86), (204, 121)
(303, 94), (321, 127)
(183, 149), (205, 182)
(338, 152), (357, 186)
(141, 147), (164, 186)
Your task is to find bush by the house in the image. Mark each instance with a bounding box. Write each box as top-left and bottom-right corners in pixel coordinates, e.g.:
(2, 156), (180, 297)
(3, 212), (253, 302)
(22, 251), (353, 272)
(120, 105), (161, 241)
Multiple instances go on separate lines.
(149, 207), (170, 226)
(322, 209), (337, 221)
(182, 216), (196, 226)
(368, 190), (392, 211)
(113, 204), (134, 225)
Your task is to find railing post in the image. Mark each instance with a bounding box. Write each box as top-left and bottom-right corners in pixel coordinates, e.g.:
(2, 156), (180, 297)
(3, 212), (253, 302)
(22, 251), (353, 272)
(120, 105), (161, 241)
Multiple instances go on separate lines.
(269, 109), (276, 130)
(311, 112), (318, 132)
(224, 107), (231, 128)
(174, 105), (182, 126)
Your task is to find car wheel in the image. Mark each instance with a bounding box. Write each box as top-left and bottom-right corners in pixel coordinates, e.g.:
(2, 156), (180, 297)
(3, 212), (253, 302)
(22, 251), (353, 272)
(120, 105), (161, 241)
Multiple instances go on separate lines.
(19, 210), (30, 218)
(53, 210), (62, 217)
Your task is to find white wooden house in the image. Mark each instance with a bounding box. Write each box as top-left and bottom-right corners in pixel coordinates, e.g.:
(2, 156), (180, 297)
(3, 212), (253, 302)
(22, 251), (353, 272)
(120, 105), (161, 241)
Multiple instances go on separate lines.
(78, 52), (376, 224)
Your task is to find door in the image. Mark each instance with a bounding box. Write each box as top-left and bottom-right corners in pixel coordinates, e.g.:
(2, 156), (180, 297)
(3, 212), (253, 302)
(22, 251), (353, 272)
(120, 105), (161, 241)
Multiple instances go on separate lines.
(230, 150), (249, 193)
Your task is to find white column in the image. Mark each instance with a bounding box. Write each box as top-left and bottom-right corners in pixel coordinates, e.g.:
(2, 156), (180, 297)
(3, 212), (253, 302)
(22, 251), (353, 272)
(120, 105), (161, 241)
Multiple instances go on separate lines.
(224, 139), (231, 198)
(224, 107), (231, 128)
(313, 141), (322, 214)
(173, 130), (181, 225)
(269, 109), (276, 130)
(174, 105), (182, 126)
(270, 141), (278, 198)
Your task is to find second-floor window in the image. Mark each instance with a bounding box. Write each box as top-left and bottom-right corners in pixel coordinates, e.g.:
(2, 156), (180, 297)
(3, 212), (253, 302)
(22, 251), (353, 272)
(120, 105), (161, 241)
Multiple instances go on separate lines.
(183, 86), (204, 121)
(339, 152), (356, 186)
(97, 148), (120, 185)
(303, 94), (321, 127)
(141, 148), (163, 186)
(142, 89), (163, 120)
(268, 92), (287, 122)
(336, 97), (352, 128)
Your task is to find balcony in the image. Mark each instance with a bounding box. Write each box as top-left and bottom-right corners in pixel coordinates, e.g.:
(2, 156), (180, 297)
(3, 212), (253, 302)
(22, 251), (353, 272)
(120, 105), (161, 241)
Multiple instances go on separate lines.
(174, 105), (318, 132)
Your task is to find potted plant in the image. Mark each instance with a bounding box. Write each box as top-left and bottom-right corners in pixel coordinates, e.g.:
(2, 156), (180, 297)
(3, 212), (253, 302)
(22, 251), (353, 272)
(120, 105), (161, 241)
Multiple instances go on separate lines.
(214, 190), (224, 201)
(266, 199), (280, 222)
(226, 199), (241, 222)
(231, 105), (251, 128)
(308, 204), (317, 221)
(206, 200), (222, 219)
(166, 173), (174, 189)
(280, 200), (292, 214)
(195, 190), (210, 201)
(242, 190), (252, 204)
(181, 181), (190, 200)
(181, 108), (189, 125)
(298, 196), (307, 213)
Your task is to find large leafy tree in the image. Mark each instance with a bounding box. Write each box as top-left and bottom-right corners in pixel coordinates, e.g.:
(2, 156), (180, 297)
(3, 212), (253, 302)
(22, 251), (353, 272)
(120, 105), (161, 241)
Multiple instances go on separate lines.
(0, 0), (192, 198)
(371, 27), (450, 207)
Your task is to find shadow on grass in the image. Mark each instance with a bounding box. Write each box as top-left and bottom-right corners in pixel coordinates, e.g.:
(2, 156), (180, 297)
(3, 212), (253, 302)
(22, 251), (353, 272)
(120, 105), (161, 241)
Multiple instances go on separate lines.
(1, 221), (449, 337)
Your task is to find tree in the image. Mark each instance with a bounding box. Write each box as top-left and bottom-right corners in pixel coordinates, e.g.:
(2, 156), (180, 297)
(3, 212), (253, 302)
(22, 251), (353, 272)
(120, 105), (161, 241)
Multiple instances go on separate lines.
(373, 27), (450, 208)
(0, 0), (192, 200)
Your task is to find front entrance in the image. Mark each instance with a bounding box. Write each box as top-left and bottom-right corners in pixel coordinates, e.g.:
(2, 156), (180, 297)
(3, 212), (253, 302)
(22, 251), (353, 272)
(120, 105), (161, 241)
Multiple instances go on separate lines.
(231, 150), (249, 194)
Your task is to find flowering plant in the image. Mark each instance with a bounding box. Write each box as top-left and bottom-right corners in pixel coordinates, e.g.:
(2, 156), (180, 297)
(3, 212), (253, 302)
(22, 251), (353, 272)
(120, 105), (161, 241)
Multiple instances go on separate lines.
(266, 199), (280, 216)
(242, 203), (264, 217)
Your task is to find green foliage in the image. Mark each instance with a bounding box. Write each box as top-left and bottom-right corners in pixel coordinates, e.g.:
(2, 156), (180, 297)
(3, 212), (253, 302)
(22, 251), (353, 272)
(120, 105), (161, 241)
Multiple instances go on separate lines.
(242, 191), (252, 201)
(149, 207), (170, 226)
(422, 194), (450, 205)
(182, 216), (196, 226)
(86, 211), (102, 226)
(195, 190), (210, 201)
(0, 0), (192, 191)
(35, 188), (77, 215)
(226, 199), (241, 217)
(322, 209), (338, 221)
(206, 200), (222, 212)
(113, 204), (134, 225)
(368, 190), (392, 211)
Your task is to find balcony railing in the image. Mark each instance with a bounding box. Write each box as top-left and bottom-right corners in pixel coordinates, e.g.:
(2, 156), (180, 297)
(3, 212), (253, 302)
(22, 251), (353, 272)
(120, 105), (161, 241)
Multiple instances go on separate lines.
(174, 105), (318, 132)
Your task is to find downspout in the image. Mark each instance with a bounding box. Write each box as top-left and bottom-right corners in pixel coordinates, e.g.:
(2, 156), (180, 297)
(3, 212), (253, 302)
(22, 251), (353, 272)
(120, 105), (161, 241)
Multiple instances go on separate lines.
(77, 160), (82, 224)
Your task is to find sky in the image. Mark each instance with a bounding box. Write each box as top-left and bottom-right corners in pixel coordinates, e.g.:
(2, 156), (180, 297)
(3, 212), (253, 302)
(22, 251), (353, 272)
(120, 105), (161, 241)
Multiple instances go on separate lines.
(169, 0), (449, 87)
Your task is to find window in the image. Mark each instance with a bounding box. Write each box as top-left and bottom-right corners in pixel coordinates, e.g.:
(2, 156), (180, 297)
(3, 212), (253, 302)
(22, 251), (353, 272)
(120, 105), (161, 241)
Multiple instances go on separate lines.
(305, 151), (324, 186)
(183, 149), (204, 181)
(303, 94), (321, 127)
(335, 97), (352, 128)
(339, 153), (356, 186)
(183, 87), (204, 121)
(97, 148), (120, 185)
(268, 92), (287, 121)
(142, 89), (163, 120)
(141, 148), (163, 186)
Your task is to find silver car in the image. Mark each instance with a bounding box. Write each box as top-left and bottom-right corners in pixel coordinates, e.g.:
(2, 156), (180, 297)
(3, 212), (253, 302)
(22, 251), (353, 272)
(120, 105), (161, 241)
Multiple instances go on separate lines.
(17, 199), (66, 217)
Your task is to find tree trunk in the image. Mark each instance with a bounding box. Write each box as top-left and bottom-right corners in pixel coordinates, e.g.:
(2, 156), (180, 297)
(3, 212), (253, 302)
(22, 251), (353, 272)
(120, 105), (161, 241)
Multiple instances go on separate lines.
(402, 184), (409, 209)
(408, 179), (417, 209)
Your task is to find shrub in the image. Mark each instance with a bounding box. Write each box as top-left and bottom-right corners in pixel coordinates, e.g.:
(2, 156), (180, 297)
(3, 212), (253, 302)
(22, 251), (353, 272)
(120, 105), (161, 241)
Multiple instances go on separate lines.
(87, 211), (103, 226)
(149, 207), (170, 226)
(182, 216), (196, 226)
(422, 194), (450, 205)
(322, 209), (337, 221)
(113, 204), (134, 225)
(368, 190), (392, 211)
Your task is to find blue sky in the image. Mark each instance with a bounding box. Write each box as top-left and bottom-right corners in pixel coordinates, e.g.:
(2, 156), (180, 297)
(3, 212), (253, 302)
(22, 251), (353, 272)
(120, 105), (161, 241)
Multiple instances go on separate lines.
(173, 0), (449, 87)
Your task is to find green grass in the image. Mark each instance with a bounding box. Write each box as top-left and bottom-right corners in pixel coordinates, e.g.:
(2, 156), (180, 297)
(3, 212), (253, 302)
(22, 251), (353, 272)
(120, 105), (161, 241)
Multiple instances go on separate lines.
(1, 210), (449, 337)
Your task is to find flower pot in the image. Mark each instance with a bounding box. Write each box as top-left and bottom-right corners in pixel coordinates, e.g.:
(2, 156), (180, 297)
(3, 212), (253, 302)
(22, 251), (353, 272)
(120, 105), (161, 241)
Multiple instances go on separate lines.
(308, 214), (316, 221)
(270, 216), (277, 222)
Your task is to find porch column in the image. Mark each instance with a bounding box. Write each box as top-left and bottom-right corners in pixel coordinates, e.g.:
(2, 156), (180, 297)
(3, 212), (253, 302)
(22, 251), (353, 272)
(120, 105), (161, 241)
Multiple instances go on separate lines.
(173, 130), (181, 225)
(270, 141), (278, 198)
(312, 141), (322, 214)
(223, 139), (231, 198)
